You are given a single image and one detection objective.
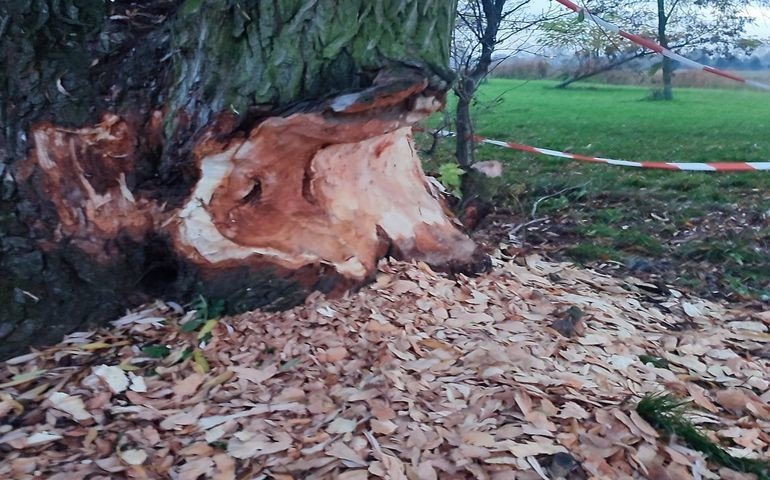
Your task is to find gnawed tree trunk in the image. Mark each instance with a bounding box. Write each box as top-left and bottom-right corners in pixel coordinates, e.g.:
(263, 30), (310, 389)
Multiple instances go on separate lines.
(0, 0), (483, 358)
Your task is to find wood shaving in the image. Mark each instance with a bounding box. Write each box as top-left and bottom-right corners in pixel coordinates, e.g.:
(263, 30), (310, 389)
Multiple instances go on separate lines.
(1, 257), (768, 479)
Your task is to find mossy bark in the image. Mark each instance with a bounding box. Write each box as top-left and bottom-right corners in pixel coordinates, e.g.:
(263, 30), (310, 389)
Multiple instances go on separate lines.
(0, 0), (481, 359)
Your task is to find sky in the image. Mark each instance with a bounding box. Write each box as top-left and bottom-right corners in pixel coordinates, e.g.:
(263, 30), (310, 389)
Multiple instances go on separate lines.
(525, 0), (770, 38)
(745, 5), (770, 37)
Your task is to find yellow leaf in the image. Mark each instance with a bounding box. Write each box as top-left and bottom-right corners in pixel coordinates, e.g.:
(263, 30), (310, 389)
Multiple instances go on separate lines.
(197, 319), (219, 339)
(0, 369), (46, 389)
(81, 342), (111, 350)
(118, 362), (140, 372)
(193, 349), (210, 374)
(204, 370), (233, 388)
(82, 341), (129, 351)
(0, 393), (24, 415)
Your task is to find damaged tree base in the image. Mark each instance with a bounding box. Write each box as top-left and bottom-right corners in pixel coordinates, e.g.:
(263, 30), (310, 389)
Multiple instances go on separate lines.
(1, 77), (484, 359)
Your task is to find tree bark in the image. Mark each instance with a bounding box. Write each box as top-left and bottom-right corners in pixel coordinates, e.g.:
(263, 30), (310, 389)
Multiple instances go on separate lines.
(451, 0), (508, 209)
(657, 0), (673, 100)
(0, 0), (483, 359)
(454, 85), (475, 169)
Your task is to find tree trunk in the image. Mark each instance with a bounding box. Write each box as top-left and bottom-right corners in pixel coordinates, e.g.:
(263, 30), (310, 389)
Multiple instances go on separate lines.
(657, 0), (673, 100)
(454, 86), (475, 169)
(0, 0), (483, 359)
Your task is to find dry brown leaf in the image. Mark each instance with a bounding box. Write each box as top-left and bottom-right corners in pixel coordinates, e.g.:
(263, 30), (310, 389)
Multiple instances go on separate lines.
(326, 417), (357, 434)
(94, 456), (127, 473)
(322, 346), (348, 362)
(172, 373), (205, 398)
(557, 401), (590, 420)
(229, 364), (278, 384)
(629, 411), (660, 438)
(326, 441), (367, 467)
(716, 388), (750, 414)
(227, 432), (292, 459)
(337, 470), (369, 480)
(3, 258), (768, 480)
(462, 431), (495, 447)
(371, 419), (397, 435)
(212, 453), (236, 480)
(508, 441), (567, 458)
(176, 457), (214, 478)
(686, 384), (720, 413)
(381, 454), (408, 480)
(118, 449), (147, 466)
(159, 403), (207, 430)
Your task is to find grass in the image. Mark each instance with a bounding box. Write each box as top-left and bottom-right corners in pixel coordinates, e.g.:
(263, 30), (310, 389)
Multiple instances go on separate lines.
(420, 79), (770, 301)
(637, 394), (770, 478)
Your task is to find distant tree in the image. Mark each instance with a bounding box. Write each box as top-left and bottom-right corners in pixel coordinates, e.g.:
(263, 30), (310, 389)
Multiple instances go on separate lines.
(543, 0), (762, 98)
(542, 11), (650, 88)
(450, 0), (553, 204)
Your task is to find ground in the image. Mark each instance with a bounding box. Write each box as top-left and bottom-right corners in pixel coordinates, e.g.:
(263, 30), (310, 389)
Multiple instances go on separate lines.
(1, 80), (769, 479)
(422, 79), (770, 303)
(1, 254), (769, 479)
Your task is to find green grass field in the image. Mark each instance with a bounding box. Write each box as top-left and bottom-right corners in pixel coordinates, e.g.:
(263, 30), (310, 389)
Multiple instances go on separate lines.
(421, 79), (770, 301)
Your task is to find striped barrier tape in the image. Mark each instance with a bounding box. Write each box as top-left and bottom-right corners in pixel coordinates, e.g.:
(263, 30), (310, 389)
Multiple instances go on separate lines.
(433, 130), (770, 171)
(555, 0), (770, 92)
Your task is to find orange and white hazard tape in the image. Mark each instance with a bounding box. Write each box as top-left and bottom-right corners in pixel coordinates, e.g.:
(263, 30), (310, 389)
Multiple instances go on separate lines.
(555, 0), (770, 91)
(435, 130), (770, 172)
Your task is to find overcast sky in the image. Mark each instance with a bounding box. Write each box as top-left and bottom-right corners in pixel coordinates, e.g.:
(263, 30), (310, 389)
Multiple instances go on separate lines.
(525, 0), (770, 38)
(745, 5), (770, 36)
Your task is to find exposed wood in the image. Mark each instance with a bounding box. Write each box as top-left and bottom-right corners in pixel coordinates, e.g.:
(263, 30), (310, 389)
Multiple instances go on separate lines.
(0, 0), (482, 358)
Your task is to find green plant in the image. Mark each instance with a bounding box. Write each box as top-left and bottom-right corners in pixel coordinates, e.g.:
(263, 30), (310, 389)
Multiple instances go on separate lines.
(437, 162), (465, 198)
(637, 394), (770, 479)
(181, 295), (225, 333)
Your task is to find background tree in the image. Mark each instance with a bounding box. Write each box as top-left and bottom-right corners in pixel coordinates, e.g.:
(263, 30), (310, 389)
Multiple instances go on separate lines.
(446, 0), (560, 222)
(542, 0), (760, 98)
(0, 0), (486, 358)
(542, 11), (650, 88)
(452, 0), (543, 172)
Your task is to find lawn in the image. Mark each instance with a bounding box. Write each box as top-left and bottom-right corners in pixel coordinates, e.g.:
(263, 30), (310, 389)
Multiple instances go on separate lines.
(419, 79), (770, 302)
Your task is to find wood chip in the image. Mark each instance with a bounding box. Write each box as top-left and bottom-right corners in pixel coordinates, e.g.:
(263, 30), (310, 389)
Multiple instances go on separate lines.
(1, 257), (767, 479)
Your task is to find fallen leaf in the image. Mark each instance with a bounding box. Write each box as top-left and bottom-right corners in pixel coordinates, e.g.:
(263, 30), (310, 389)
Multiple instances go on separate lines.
(508, 441), (567, 458)
(93, 365), (129, 394)
(48, 392), (92, 422)
(119, 449), (147, 466)
(173, 373), (205, 398)
(326, 417), (357, 434)
(371, 419), (397, 435)
(227, 432), (292, 459)
(471, 160), (503, 178)
(686, 384), (719, 413)
(229, 365), (278, 384)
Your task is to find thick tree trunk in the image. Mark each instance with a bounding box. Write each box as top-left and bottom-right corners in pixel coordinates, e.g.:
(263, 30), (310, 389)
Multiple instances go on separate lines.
(0, 0), (483, 359)
(657, 0), (673, 100)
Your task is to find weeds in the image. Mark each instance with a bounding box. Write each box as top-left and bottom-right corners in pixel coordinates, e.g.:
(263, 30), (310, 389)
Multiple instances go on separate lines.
(637, 394), (770, 479)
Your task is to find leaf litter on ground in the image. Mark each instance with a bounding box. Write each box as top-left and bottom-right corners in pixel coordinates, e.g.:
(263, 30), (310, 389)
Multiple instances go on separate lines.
(1, 254), (769, 479)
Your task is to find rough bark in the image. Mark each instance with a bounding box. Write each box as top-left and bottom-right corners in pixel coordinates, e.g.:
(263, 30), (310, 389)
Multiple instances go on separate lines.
(454, 84), (475, 169)
(0, 0), (483, 359)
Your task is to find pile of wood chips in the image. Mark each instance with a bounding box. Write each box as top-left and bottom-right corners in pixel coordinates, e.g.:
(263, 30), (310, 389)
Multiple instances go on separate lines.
(1, 255), (769, 480)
